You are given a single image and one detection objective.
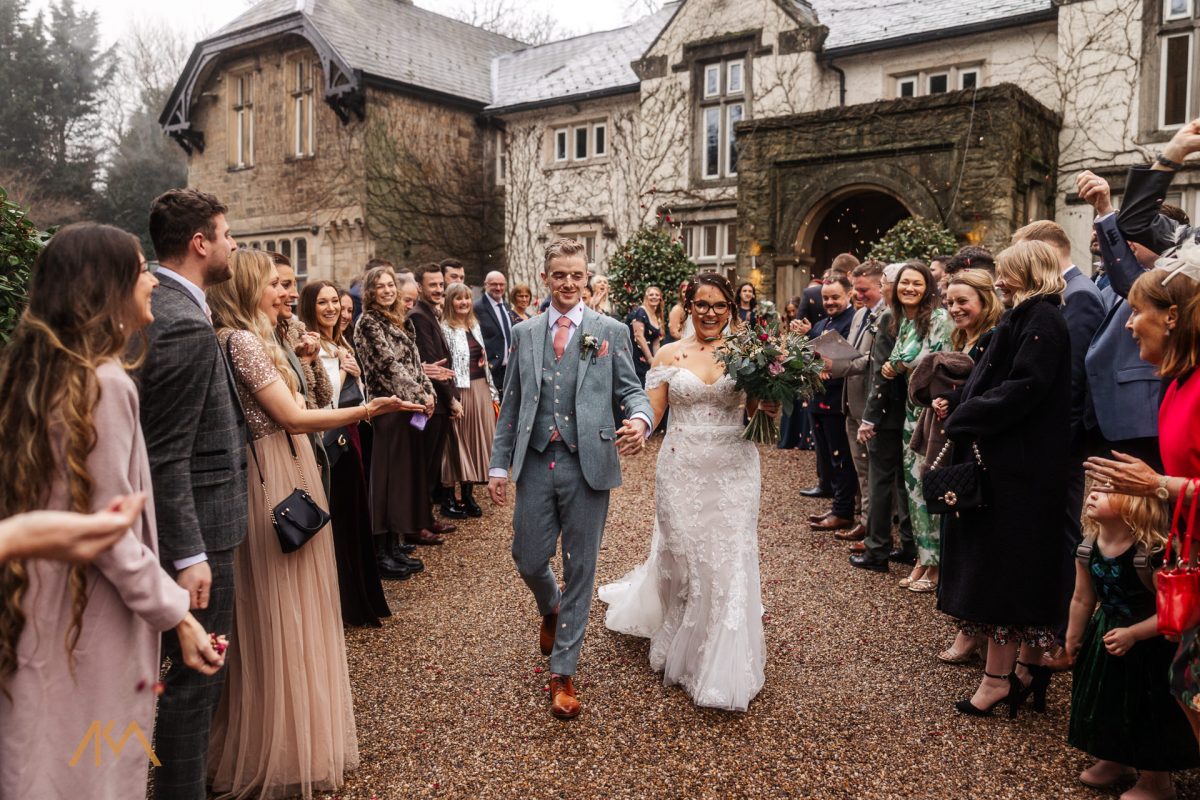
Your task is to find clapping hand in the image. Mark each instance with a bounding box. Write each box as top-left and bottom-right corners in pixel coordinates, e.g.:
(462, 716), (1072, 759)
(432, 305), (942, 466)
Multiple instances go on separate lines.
(422, 359), (455, 381)
(296, 331), (320, 363)
(616, 418), (648, 456)
(1163, 118), (1200, 165)
(339, 348), (360, 378)
(789, 318), (811, 335)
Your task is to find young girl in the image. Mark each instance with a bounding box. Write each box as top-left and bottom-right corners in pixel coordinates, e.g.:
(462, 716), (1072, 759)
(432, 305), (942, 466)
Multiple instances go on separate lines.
(1067, 490), (1200, 799)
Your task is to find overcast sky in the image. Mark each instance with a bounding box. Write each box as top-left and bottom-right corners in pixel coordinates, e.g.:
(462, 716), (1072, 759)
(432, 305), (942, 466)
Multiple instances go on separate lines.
(31, 0), (655, 48)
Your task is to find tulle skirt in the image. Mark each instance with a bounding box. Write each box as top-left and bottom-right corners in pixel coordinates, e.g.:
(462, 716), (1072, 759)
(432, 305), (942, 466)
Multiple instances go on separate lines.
(208, 431), (358, 799)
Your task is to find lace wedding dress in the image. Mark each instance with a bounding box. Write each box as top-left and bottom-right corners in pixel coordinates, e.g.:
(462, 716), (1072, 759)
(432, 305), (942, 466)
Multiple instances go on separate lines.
(599, 365), (766, 711)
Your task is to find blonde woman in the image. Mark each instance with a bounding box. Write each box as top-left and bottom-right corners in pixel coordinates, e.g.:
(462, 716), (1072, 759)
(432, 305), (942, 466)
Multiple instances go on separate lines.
(589, 275), (613, 316)
(625, 285), (664, 386)
(206, 250), (417, 799)
(440, 283), (499, 516)
(0, 224), (223, 799)
(509, 283), (535, 322)
(937, 240), (1072, 716)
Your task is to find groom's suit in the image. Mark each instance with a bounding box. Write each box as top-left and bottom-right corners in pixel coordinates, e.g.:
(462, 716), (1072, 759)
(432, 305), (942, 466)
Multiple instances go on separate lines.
(490, 304), (651, 676)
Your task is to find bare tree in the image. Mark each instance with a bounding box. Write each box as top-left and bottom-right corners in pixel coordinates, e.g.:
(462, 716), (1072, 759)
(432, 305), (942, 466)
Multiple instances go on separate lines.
(435, 0), (569, 45)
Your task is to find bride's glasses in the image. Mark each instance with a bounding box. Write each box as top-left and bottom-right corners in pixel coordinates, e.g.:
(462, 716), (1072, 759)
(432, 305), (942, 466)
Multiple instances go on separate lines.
(692, 301), (730, 315)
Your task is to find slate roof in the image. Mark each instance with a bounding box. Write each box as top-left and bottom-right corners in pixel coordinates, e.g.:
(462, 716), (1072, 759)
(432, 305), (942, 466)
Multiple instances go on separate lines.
(212, 0), (524, 105)
(809, 0), (1055, 53)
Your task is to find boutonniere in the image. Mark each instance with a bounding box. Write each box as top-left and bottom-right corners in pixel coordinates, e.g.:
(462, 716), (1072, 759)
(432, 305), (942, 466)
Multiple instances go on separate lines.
(580, 333), (601, 361)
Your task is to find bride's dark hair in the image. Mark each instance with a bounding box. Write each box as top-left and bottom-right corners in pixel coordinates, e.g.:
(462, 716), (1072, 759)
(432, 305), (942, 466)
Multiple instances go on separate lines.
(684, 273), (736, 310)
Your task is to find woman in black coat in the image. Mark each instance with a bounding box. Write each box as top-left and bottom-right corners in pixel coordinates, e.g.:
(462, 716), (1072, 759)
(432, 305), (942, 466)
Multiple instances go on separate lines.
(937, 240), (1072, 716)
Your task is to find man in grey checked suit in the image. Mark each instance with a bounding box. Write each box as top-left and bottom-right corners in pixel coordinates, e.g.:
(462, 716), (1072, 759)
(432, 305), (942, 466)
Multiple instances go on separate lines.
(139, 189), (247, 799)
(488, 238), (652, 720)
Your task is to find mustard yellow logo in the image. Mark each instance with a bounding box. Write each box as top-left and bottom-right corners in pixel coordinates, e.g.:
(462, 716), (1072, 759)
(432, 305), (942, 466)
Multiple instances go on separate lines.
(68, 720), (161, 767)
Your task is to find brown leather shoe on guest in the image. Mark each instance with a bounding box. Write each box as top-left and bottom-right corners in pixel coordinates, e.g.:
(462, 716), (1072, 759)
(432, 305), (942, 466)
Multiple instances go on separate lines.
(811, 515), (853, 531)
(848, 541), (866, 554)
(807, 512), (831, 524)
(405, 529), (445, 545)
(539, 612), (558, 656)
(430, 520), (457, 534)
(548, 675), (581, 719)
(834, 524), (867, 541)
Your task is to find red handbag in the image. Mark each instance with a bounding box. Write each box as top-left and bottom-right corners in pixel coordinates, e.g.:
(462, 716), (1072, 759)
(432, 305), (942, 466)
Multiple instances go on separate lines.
(1157, 478), (1200, 638)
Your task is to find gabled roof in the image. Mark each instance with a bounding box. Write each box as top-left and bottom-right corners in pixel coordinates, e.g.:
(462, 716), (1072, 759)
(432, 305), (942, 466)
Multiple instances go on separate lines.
(486, 4), (677, 113)
(809, 0), (1055, 54)
(211, 0), (524, 104)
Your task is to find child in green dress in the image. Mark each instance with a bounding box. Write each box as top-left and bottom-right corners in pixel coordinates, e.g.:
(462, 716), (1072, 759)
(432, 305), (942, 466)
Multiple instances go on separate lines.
(1066, 490), (1199, 799)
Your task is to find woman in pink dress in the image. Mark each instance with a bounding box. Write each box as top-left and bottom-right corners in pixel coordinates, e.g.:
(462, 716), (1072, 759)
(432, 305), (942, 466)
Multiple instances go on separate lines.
(0, 223), (224, 799)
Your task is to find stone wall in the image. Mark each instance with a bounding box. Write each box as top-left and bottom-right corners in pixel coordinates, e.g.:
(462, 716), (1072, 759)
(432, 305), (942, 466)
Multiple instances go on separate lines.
(737, 83), (1060, 301)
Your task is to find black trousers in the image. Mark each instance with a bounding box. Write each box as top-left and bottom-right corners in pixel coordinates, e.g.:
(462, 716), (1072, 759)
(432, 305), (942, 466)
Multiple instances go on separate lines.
(152, 548), (236, 800)
(812, 412), (858, 519)
(863, 428), (912, 562)
(424, 412), (450, 502)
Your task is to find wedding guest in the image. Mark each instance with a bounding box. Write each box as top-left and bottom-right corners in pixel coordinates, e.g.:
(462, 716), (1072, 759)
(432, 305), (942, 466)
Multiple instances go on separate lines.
(626, 285), (664, 385)
(881, 262), (903, 305)
(1066, 490), (1198, 798)
(411, 263), (465, 524)
(0, 223), (223, 799)
(139, 188), (246, 800)
(589, 274), (614, 316)
(938, 240), (1072, 716)
(300, 280), (395, 623)
(206, 249), (416, 799)
(510, 283), (535, 323)
(338, 287), (355, 340)
(735, 281), (758, 329)
(880, 262), (952, 591)
(440, 257), (466, 288)
(1084, 256), (1200, 743)
(800, 253), (860, 326)
(667, 278), (691, 342)
(945, 245), (996, 275)
(477, 271), (513, 394)
(354, 268), (443, 552)
(808, 276), (859, 532)
(441, 283), (499, 517)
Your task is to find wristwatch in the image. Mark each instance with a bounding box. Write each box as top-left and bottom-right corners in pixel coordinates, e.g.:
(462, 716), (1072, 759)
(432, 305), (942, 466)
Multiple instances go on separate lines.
(1156, 152), (1185, 171)
(1156, 475), (1171, 501)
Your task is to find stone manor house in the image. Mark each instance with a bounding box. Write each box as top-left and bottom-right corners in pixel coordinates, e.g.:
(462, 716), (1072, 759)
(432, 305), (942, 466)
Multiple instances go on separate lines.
(162, 0), (1186, 302)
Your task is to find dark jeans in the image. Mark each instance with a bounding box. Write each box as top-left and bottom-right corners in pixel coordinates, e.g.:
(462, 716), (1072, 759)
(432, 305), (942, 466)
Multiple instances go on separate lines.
(812, 412), (857, 518)
(152, 548), (236, 800)
(864, 427), (912, 562)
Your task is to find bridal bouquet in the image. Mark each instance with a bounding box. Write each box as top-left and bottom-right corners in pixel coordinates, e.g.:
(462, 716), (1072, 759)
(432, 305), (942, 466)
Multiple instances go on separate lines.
(712, 325), (825, 444)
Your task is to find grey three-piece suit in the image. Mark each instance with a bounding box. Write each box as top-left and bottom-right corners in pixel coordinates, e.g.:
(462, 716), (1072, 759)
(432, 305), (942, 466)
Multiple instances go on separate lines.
(490, 306), (651, 676)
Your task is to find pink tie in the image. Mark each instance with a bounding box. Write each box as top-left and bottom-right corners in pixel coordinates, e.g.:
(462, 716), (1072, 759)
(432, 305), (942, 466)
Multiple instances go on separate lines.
(553, 315), (571, 360)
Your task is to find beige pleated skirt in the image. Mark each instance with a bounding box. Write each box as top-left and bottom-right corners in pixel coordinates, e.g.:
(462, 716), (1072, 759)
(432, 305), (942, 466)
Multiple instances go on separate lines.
(442, 377), (496, 484)
(208, 430), (358, 800)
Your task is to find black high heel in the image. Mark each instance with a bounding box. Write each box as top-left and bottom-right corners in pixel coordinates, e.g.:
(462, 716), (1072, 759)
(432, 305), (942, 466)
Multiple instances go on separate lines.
(955, 671), (1025, 718)
(1016, 660), (1052, 713)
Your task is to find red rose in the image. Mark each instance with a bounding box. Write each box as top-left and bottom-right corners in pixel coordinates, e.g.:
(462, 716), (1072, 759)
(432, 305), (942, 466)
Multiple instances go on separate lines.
(758, 333), (769, 341)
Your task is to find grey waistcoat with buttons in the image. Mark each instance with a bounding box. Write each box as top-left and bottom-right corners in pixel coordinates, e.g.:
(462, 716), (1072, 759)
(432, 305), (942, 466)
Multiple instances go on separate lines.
(529, 326), (581, 452)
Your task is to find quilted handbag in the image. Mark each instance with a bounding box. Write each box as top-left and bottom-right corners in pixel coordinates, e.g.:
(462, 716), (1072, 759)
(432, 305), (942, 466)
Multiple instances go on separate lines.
(1158, 479), (1200, 639)
(921, 440), (989, 515)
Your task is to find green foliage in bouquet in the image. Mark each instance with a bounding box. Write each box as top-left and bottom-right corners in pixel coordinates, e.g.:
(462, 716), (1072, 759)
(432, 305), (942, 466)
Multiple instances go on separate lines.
(0, 188), (47, 343)
(867, 217), (958, 265)
(607, 225), (697, 318)
(713, 327), (825, 444)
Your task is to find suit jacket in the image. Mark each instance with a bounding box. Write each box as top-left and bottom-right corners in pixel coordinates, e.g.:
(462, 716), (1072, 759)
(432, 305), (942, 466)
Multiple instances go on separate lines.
(807, 305), (855, 414)
(860, 309), (907, 432)
(1116, 165), (1182, 255)
(408, 299), (458, 413)
(1061, 266), (1105, 443)
(136, 273), (247, 562)
(489, 307), (651, 491)
(474, 295), (510, 379)
(1085, 212), (1161, 441)
(797, 284), (826, 326)
(827, 302), (885, 420)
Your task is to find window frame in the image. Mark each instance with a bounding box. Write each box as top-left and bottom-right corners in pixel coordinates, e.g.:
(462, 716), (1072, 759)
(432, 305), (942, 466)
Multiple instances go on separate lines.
(682, 221), (737, 266)
(927, 71), (950, 94)
(230, 71), (255, 169)
(593, 122), (607, 157)
(726, 103), (743, 177)
(573, 126), (589, 161)
(697, 55), (751, 183)
(897, 75), (917, 98)
(1159, 31), (1194, 129)
(1166, 0), (1194, 22)
(703, 63), (721, 99)
(554, 128), (568, 162)
(959, 68), (980, 90)
(495, 129), (507, 185)
(289, 58), (316, 159)
(726, 58), (745, 96)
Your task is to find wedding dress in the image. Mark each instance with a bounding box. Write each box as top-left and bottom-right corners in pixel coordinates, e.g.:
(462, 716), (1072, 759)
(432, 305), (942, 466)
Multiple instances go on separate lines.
(599, 364), (766, 711)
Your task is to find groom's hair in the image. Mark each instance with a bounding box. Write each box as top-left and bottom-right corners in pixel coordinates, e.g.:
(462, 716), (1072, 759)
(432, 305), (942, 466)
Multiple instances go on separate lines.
(543, 237), (587, 271)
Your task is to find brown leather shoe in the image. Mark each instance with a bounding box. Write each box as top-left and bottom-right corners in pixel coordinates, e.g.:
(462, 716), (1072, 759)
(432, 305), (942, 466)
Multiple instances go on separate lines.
(807, 512), (831, 524)
(405, 529), (445, 545)
(811, 515), (853, 531)
(548, 675), (580, 719)
(430, 520), (457, 534)
(539, 612), (557, 656)
(834, 523), (867, 541)
(848, 541), (866, 554)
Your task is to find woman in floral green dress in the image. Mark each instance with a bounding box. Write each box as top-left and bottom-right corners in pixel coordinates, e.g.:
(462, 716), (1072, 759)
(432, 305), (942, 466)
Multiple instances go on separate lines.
(880, 262), (952, 592)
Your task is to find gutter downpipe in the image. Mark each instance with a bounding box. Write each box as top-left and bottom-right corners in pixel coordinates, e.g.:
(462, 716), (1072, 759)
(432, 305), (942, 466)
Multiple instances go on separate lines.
(828, 58), (846, 106)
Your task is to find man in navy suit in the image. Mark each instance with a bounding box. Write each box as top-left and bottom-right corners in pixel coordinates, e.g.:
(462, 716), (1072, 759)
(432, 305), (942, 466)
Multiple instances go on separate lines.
(476, 270), (513, 394)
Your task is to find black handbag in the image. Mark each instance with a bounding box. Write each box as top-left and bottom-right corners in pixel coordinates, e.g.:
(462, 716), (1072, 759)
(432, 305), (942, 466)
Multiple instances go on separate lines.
(321, 374), (365, 468)
(921, 440), (989, 515)
(249, 434), (331, 554)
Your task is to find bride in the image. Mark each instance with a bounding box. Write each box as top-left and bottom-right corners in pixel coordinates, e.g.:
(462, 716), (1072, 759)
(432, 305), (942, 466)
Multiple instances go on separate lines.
(599, 273), (776, 712)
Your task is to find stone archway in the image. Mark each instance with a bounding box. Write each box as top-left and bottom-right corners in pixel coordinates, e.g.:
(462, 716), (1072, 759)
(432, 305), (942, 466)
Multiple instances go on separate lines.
(796, 184), (913, 275)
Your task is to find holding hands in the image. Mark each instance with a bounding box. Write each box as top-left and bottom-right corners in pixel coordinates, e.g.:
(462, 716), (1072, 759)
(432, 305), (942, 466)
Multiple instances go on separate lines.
(616, 417), (649, 456)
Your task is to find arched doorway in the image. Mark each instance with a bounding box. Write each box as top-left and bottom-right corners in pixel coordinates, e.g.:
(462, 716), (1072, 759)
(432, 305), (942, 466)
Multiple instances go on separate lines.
(796, 186), (912, 276)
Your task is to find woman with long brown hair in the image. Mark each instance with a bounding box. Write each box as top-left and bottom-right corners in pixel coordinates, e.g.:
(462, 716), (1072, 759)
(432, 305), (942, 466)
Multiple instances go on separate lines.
(299, 280), (392, 625)
(0, 223), (224, 799)
(440, 282), (498, 517)
(205, 250), (417, 799)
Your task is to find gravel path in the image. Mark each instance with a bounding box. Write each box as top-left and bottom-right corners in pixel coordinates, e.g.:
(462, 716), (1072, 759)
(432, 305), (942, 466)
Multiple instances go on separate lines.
(332, 439), (1200, 799)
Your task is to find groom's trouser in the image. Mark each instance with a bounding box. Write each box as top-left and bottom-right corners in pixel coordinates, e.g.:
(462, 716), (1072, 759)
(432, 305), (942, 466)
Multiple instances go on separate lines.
(511, 441), (609, 676)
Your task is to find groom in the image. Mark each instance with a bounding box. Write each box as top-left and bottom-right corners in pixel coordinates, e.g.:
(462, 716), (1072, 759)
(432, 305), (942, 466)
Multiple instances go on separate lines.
(489, 238), (652, 720)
